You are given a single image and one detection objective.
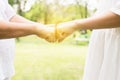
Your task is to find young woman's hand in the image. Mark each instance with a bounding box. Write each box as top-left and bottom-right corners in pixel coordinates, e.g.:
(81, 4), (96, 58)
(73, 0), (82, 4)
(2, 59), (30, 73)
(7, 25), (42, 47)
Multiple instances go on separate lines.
(56, 21), (77, 42)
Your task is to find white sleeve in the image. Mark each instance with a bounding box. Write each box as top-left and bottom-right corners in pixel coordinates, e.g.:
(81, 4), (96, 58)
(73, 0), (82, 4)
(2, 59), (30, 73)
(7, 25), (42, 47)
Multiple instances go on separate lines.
(111, 1), (120, 15)
(5, 3), (16, 20)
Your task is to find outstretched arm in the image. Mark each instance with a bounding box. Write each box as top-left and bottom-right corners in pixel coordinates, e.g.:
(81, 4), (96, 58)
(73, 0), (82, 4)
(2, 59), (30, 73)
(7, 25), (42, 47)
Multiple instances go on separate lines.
(9, 15), (56, 42)
(74, 12), (120, 30)
(0, 20), (39, 39)
(56, 11), (120, 42)
(0, 15), (56, 42)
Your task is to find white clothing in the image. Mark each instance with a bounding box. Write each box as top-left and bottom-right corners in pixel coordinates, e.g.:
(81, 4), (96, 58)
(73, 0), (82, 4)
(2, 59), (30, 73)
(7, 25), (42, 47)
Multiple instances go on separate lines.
(83, 0), (120, 80)
(0, 0), (16, 80)
(3, 77), (11, 80)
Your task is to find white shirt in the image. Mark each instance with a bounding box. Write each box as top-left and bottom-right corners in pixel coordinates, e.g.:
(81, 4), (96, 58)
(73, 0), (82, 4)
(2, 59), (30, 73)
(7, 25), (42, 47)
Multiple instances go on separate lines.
(0, 0), (16, 79)
(111, 1), (120, 15)
(83, 0), (120, 80)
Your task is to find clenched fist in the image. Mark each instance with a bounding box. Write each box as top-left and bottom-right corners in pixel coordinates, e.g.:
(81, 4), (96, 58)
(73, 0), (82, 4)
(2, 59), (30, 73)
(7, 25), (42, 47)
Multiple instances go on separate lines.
(35, 24), (56, 42)
(55, 21), (77, 42)
(34, 21), (77, 43)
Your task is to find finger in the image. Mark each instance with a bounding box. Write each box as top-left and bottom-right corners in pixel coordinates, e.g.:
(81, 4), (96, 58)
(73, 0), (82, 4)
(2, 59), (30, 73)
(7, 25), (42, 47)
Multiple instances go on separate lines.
(57, 32), (69, 42)
(46, 37), (56, 43)
(56, 33), (65, 42)
(46, 32), (57, 43)
(58, 36), (65, 42)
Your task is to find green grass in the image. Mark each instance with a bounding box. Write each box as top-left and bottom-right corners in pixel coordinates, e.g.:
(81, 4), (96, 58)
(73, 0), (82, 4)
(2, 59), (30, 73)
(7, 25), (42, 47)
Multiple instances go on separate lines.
(13, 36), (88, 80)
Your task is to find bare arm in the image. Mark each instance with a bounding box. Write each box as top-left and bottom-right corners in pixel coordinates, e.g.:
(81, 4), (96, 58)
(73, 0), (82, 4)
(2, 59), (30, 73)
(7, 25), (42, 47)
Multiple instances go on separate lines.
(74, 12), (120, 30)
(0, 15), (44, 39)
(0, 15), (43, 39)
(0, 20), (37, 39)
(0, 15), (55, 42)
(56, 12), (120, 42)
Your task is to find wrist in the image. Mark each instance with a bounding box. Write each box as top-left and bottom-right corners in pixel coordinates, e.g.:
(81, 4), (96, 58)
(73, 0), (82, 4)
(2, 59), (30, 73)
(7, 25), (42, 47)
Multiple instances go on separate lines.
(29, 24), (38, 35)
(72, 20), (80, 30)
(73, 20), (84, 30)
(33, 23), (45, 37)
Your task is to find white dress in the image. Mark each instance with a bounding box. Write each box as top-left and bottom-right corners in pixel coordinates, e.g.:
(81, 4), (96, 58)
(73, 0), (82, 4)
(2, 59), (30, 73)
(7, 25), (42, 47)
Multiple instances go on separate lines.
(83, 0), (120, 80)
(0, 0), (16, 80)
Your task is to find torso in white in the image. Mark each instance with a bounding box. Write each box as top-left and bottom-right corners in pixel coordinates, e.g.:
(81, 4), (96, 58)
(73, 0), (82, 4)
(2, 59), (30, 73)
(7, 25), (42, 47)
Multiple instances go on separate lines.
(83, 0), (120, 80)
(0, 0), (16, 79)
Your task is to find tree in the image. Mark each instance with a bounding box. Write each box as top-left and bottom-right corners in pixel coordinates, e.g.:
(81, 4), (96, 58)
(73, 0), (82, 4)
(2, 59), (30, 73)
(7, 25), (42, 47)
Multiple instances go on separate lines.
(9, 0), (27, 16)
(43, 0), (50, 24)
(8, 0), (14, 6)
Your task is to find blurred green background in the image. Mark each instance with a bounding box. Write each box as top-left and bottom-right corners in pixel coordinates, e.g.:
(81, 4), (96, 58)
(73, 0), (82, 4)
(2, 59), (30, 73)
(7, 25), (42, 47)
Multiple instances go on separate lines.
(8, 0), (96, 80)
(13, 35), (88, 80)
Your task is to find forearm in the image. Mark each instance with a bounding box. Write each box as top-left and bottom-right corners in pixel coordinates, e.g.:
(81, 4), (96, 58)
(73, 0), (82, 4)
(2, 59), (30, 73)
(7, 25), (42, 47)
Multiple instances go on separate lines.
(74, 12), (120, 30)
(0, 20), (36, 39)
